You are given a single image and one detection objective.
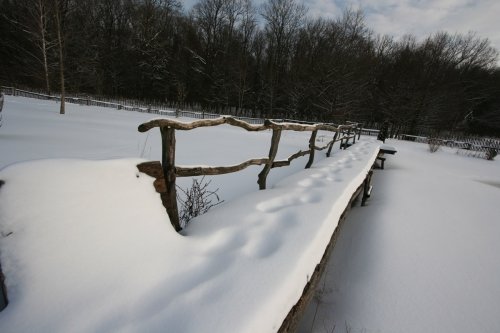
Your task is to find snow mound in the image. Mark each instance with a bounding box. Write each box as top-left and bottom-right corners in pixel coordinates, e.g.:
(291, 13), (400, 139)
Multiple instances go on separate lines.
(0, 139), (379, 333)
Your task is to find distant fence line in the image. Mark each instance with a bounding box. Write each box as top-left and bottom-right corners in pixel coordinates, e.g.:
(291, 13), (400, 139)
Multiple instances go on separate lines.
(399, 133), (500, 157)
(2, 86), (391, 134)
(0, 86), (265, 125)
(3, 85), (496, 152)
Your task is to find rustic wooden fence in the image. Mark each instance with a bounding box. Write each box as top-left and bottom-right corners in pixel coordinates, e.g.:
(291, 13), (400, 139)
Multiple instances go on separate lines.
(137, 117), (361, 231)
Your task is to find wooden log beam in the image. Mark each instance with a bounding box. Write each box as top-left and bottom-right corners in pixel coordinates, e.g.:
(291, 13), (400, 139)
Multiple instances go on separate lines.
(326, 132), (339, 157)
(278, 173), (370, 333)
(137, 161), (163, 178)
(305, 130), (318, 169)
(160, 127), (182, 232)
(139, 159), (271, 178)
(272, 150), (311, 168)
(175, 158), (269, 177)
(0, 256), (7, 311)
(265, 120), (349, 133)
(314, 142), (331, 152)
(258, 129), (282, 189)
(345, 127), (352, 146)
(139, 117), (267, 132)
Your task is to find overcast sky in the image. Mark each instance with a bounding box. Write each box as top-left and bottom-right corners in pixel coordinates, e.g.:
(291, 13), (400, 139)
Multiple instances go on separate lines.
(182, 0), (500, 55)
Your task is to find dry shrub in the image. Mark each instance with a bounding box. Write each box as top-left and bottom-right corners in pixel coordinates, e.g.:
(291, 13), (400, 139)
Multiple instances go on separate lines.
(427, 138), (442, 153)
(485, 148), (497, 161)
(177, 177), (223, 228)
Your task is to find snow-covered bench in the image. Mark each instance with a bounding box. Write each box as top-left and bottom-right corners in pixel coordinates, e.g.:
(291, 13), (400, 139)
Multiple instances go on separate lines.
(377, 145), (397, 169)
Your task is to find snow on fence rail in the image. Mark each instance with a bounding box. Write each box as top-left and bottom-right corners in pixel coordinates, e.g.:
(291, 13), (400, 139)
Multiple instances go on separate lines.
(0, 86), (265, 124)
(137, 117), (361, 231)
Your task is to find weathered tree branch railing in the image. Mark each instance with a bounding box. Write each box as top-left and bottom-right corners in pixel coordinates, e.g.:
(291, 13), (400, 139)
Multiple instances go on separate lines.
(138, 116), (360, 231)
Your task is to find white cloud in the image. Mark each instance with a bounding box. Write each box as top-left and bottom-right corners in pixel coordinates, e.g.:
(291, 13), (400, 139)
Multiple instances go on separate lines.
(182, 0), (500, 58)
(303, 0), (342, 19)
(347, 0), (500, 52)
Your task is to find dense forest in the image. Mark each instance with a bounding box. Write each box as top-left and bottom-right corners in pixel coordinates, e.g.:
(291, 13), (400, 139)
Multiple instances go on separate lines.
(1, 0), (499, 136)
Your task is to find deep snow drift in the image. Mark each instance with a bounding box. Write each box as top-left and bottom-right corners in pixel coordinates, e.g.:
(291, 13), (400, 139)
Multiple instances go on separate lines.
(0, 96), (379, 332)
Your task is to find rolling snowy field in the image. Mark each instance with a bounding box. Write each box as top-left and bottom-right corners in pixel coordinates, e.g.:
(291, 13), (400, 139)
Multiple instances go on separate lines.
(1, 96), (500, 333)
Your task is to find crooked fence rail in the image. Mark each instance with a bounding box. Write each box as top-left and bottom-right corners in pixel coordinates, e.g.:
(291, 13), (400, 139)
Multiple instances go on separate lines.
(137, 117), (361, 231)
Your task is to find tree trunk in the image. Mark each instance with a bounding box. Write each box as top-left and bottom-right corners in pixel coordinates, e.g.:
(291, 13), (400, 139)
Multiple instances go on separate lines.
(37, 0), (51, 95)
(54, 0), (65, 114)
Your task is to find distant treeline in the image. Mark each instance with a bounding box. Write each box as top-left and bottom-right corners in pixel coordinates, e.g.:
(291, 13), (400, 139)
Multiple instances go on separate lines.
(1, 0), (499, 136)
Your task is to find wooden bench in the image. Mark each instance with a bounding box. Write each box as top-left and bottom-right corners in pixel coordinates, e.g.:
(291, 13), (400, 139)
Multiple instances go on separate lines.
(376, 145), (397, 169)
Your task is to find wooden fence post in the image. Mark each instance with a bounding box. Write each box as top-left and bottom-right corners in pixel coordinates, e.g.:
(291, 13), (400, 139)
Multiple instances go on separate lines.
(0, 262), (7, 311)
(305, 130), (318, 169)
(345, 128), (352, 147)
(160, 127), (182, 231)
(258, 129), (282, 190)
(326, 132), (338, 157)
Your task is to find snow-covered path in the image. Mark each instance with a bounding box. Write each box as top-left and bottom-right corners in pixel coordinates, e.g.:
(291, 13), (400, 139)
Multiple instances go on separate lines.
(299, 140), (500, 333)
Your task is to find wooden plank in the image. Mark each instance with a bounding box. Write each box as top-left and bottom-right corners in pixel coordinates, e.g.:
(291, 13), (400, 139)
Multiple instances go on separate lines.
(277, 175), (369, 333)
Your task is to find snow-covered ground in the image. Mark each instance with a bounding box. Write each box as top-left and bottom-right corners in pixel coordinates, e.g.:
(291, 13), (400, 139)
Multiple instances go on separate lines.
(0, 96), (378, 332)
(1, 96), (500, 333)
(299, 140), (500, 332)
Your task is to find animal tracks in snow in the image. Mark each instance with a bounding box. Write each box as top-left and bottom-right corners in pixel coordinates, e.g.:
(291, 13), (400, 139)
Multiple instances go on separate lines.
(205, 140), (378, 261)
(256, 188), (322, 213)
(242, 211), (297, 259)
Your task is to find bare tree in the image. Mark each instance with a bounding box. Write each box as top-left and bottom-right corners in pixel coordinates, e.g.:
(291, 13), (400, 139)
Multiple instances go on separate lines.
(54, 0), (67, 114)
(33, 0), (54, 95)
(235, 0), (256, 112)
(261, 0), (307, 117)
(2, 0), (56, 94)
